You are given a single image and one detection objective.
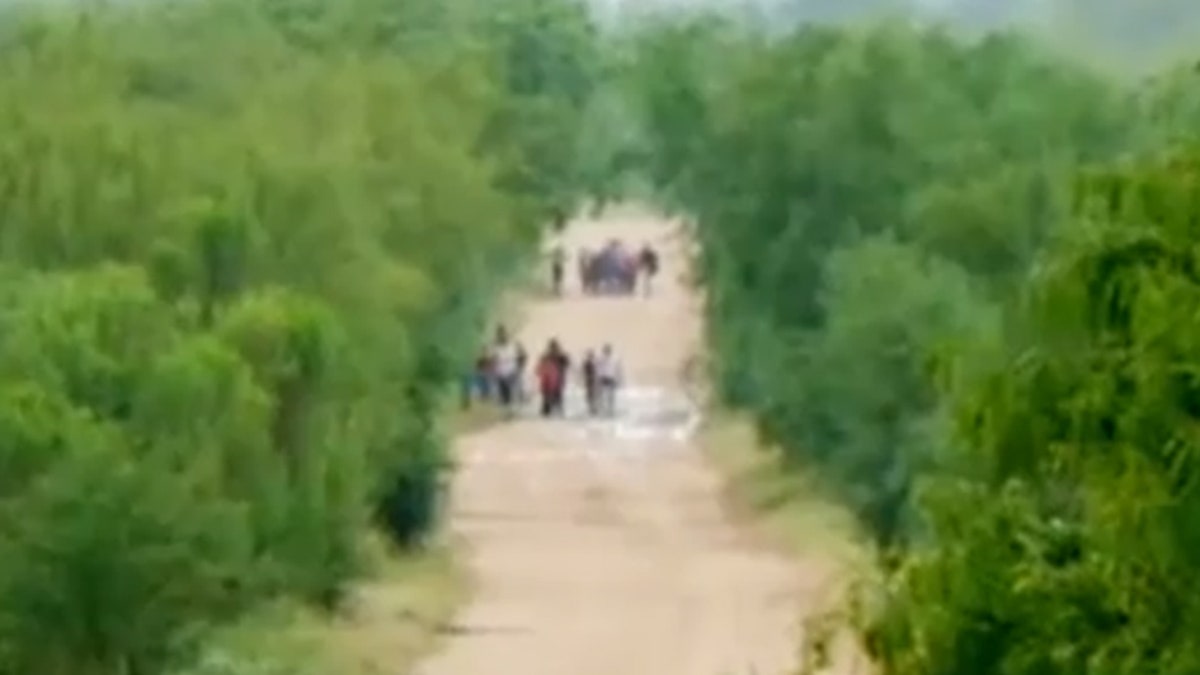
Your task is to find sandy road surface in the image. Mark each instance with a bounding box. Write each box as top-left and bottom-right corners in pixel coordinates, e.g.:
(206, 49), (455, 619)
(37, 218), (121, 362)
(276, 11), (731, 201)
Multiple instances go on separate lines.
(416, 209), (806, 675)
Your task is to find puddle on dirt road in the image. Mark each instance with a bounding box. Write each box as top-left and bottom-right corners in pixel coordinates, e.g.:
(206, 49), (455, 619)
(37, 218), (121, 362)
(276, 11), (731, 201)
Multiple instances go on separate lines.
(462, 385), (702, 464)
(557, 386), (700, 444)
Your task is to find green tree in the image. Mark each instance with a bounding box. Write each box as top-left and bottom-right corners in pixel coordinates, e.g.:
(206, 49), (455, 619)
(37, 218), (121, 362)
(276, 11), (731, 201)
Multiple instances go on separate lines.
(621, 19), (1127, 547)
(866, 144), (1200, 675)
(0, 0), (605, 671)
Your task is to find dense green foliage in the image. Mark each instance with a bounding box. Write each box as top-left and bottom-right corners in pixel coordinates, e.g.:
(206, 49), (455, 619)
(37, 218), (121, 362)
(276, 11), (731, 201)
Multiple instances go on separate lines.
(614, 10), (1200, 674)
(0, 0), (599, 673)
(6, 0), (1200, 671)
(624, 20), (1130, 546)
(864, 144), (1200, 675)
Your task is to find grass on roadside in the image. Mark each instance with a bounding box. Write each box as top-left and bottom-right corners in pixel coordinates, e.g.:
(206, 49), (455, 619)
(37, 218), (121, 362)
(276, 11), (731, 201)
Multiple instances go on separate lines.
(700, 411), (874, 579)
(176, 390), (494, 675)
(447, 401), (509, 435)
(262, 389), (506, 675)
(315, 533), (470, 675)
(176, 532), (468, 675)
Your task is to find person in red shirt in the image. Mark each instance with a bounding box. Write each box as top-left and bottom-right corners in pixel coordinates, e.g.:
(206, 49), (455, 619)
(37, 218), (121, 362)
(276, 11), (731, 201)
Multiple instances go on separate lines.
(536, 339), (571, 417)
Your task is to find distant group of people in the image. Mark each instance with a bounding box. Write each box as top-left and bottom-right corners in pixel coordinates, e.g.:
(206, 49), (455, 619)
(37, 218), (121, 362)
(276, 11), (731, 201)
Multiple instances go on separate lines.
(464, 325), (625, 418)
(548, 240), (659, 297)
(463, 221), (650, 418)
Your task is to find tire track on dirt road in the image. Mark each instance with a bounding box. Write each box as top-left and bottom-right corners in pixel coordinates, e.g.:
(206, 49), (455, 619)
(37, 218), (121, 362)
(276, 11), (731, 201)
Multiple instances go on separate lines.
(416, 209), (809, 675)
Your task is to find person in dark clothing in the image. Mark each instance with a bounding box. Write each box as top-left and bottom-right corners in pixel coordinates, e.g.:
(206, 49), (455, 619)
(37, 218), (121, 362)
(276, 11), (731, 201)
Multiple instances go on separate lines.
(552, 342), (571, 403)
(550, 245), (566, 296)
(582, 349), (599, 416)
(638, 243), (659, 296)
(578, 248), (594, 295)
(515, 341), (529, 405)
(476, 348), (494, 401)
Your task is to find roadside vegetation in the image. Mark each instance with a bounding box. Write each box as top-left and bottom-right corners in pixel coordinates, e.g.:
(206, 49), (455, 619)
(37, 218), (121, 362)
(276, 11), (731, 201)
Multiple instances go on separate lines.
(0, 0), (599, 673)
(6, 0), (1200, 672)
(610, 8), (1200, 675)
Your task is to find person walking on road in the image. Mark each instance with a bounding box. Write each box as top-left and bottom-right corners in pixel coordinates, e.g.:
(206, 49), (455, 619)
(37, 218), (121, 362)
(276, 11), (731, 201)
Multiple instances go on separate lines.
(550, 244), (566, 296)
(537, 339), (571, 417)
(638, 242), (659, 297)
(578, 247), (594, 295)
(582, 349), (599, 416)
(596, 343), (622, 417)
(513, 340), (529, 405)
(491, 325), (522, 416)
(462, 346), (493, 409)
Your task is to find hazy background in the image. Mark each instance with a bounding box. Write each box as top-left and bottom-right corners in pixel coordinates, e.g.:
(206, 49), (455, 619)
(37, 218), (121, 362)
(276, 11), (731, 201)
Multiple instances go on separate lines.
(590, 0), (1200, 74)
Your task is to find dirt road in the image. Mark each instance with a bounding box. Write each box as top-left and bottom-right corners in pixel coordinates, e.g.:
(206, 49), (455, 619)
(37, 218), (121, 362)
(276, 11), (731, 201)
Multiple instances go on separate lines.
(416, 209), (805, 675)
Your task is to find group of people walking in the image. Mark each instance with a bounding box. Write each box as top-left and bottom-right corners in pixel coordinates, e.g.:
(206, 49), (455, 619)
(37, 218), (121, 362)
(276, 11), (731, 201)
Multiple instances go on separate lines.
(548, 240), (659, 297)
(464, 325), (625, 418)
(465, 226), (652, 419)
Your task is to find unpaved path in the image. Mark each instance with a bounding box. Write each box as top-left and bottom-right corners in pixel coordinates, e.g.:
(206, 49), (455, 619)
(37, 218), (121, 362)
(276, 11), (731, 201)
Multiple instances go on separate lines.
(417, 210), (807, 675)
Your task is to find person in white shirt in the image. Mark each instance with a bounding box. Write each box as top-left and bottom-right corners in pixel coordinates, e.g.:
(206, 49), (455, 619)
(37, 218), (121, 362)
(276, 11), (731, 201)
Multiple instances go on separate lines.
(491, 326), (521, 414)
(595, 343), (622, 417)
